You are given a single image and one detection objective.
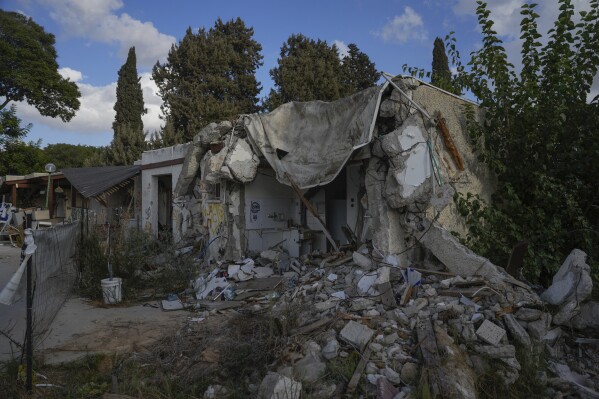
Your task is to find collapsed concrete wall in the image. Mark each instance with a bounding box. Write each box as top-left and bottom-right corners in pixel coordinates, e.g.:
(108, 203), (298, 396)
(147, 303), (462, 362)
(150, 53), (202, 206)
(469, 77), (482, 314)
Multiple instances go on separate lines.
(169, 76), (496, 274)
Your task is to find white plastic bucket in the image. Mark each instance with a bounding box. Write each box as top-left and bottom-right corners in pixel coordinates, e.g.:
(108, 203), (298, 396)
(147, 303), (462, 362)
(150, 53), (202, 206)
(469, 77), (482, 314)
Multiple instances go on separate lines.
(101, 277), (122, 304)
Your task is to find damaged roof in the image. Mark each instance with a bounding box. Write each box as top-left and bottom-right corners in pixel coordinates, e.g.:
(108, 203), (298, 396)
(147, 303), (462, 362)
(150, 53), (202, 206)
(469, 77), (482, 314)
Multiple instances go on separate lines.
(61, 165), (140, 198)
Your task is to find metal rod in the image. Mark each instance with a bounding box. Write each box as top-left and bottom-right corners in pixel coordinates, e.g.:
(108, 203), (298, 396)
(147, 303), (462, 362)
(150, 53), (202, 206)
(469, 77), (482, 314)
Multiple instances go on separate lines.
(26, 247), (33, 394)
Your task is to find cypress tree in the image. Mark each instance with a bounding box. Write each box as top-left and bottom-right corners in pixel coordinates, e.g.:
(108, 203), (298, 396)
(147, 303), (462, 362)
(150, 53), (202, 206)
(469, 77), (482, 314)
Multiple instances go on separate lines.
(109, 47), (147, 165)
(431, 37), (456, 93)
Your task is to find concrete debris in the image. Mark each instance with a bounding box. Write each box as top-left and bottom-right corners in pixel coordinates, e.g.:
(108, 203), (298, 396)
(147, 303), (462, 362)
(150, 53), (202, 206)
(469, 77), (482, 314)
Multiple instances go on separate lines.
(541, 249), (592, 306)
(571, 302), (599, 331)
(502, 313), (532, 347)
(257, 372), (301, 399)
(172, 209), (595, 398)
(225, 138), (260, 183)
(340, 320), (375, 351)
(475, 319), (506, 346)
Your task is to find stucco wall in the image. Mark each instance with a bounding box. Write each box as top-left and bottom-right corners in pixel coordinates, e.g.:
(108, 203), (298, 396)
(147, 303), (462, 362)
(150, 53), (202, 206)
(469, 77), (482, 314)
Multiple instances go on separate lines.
(141, 144), (189, 240)
(412, 83), (496, 236)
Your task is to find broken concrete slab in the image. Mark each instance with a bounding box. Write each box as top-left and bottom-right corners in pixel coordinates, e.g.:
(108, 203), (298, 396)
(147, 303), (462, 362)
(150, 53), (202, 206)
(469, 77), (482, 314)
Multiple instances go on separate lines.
(225, 138), (260, 183)
(340, 320), (375, 351)
(502, 313), (532, 347)
(257, 372), (301, 399)
(406, 219), (502, 281)
(196, 121), (233, 147)
(474, 344), (516, 359)
(475, 319), (506, 346)
(540, 249), (592, 306)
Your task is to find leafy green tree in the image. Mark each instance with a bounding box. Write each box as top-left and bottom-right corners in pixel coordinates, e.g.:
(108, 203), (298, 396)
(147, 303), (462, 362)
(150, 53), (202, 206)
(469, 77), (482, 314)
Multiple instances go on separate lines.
(43, 143), (105, 169)
(0, 140), (46, 176)
(340, 43), (380, 96)
(153, 18), (263, 142)
(108, 47), (147, 165)
(450, 0), (599, 282)
(431, 37), (458, 94)
(266, 34), (343, 110)
(0, 104), (30, 148)
(0, 10), (80, 121)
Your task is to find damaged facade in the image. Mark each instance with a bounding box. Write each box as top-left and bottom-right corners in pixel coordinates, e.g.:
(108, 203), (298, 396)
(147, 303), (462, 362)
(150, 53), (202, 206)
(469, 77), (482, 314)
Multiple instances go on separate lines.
(164, 76), (495, 271)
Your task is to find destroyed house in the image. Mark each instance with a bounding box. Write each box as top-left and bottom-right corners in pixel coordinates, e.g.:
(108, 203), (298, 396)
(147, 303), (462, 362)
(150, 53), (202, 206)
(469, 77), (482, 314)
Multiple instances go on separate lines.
(161, 75), (495, 267)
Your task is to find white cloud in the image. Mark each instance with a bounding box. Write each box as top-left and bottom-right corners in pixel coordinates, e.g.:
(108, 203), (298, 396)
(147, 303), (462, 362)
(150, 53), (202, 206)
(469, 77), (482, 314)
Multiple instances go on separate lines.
(333, 40), (350, 59)
(17, 69), (164, 136)
(453, 0), (523, 39)
(39, 0), (175, 68)
(139, 72), (163, 134)
(58, 67), (83, 82)
(379, 6), (428, 43)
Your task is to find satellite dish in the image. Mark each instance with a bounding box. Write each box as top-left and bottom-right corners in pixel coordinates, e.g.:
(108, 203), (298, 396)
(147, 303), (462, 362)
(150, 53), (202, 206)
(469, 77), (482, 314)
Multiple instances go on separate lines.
(45, 163), (56, 173)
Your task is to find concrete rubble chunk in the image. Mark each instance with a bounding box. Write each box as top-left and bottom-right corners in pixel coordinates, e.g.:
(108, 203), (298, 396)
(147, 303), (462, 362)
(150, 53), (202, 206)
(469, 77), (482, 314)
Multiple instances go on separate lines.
(196, 121), (233, 146)
(474, 344), (516, 359)
(515, 307), (543, 321)
(375, 266), (397, 308)
(353, 251), (373, 269)
(528, 314), (551, 340)
(571, 301), (599, 330)
(322, 338), (340, 360)
(475, 320), (506, 346)
(502, 314), (532, 347)
(540, 249), (592, 306)
(226, 138), (260, 183)
(258, 372), (301, 399)
(400, 362), (419, 384)
(407, 219), (501, 280)
(340, 320), (375, 351)
(292, 353), (326, 383)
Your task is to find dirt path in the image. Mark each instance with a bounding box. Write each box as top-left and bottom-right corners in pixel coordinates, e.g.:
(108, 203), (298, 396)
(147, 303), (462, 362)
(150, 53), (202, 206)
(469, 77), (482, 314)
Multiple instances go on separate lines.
(37, 298), (192, 365)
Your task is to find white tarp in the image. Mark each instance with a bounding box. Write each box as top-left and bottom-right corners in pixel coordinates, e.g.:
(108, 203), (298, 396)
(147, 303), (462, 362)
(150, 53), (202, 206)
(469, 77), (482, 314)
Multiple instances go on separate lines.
(243, 85), (387, 189)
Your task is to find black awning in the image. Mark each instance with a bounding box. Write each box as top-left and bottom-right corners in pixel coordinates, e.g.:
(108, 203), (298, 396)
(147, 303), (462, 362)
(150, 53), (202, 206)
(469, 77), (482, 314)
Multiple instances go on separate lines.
(61, 166), (140, 198)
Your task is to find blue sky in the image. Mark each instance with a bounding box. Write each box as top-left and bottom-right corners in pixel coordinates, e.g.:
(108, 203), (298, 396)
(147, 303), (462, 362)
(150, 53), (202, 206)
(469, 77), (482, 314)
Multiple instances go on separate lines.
(2, 0), (596, 148)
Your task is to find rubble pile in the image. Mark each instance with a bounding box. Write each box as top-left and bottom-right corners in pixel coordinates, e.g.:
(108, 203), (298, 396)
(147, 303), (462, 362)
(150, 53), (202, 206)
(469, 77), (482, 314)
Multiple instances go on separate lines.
(166, 245), (599, 399)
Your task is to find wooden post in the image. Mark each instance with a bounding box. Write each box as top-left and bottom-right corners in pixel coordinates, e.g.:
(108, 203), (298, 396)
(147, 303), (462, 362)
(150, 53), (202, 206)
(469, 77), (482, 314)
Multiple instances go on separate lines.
(284, 173), (339, 252)
(48, 176), (54, 218)
(11, 184), (17, 206)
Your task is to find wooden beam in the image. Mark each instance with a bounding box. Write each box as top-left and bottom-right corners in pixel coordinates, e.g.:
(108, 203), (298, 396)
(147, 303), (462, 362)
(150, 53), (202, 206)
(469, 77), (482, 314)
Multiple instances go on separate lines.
(284, 173), (339, 252)
(11, 184), (17, 205)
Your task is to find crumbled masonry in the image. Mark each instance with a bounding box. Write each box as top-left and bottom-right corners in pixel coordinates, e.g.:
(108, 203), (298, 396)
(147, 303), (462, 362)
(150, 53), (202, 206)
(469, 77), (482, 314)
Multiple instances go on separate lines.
(160, 243), (599, 398)
(158, 77), (598, 397)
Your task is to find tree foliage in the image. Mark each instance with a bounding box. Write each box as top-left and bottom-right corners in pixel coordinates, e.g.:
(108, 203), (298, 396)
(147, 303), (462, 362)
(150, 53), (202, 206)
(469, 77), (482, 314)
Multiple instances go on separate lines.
(0, 104), (30, 148)
(431, 37), (458, 94)
(340, 43), (381, 96)
(450, 0), (599, 282)
(109, 47), (147, 165)
(0, 10), (80, 121)
(266, 36), (379, 110)
(153, 18), (263, 142)
(43, 143), (105, 169)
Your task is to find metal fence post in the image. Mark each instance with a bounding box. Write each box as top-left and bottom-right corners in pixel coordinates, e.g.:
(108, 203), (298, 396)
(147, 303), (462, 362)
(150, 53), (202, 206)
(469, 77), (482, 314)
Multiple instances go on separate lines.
(26, 247), (33, 394)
